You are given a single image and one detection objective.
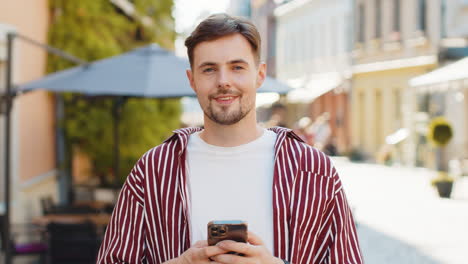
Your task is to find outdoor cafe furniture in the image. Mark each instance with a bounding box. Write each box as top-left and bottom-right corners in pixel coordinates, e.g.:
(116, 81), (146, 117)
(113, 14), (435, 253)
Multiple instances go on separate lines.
(41, 196), (97, 215)
(32, 213), (111, 237)
(46, 221), (100, 264)
(41, 196), (114, 215)
(74, 200), (115, 213)
(0, 214), (47, 264)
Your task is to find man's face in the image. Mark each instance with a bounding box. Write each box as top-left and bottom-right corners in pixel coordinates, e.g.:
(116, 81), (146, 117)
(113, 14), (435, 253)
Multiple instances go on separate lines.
(186, 33), (266, 125)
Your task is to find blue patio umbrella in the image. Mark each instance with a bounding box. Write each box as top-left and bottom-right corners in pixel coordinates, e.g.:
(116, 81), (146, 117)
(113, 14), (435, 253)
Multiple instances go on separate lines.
(18, 43), (291, 96)
(17, 43), (292, 189)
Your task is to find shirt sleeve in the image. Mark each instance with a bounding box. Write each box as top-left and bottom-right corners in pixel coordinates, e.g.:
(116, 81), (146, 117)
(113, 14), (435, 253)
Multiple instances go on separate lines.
(96, 157), (146, 264)
(326, 167), (364, 264)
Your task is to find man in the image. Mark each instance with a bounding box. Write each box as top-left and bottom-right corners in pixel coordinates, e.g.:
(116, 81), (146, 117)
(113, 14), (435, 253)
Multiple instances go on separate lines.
(97, 14), (363, 264)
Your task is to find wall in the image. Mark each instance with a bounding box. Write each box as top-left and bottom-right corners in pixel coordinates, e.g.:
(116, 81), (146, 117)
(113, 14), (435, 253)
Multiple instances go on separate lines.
(0, 0), (57, 222)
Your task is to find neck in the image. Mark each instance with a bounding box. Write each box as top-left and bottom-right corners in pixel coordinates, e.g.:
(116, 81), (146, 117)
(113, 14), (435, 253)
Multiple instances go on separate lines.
(200, 111), (264, 147)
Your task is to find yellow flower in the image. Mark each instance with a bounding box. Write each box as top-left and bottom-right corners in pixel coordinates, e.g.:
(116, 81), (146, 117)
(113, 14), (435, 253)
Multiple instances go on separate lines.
(427, 117), (453, 147)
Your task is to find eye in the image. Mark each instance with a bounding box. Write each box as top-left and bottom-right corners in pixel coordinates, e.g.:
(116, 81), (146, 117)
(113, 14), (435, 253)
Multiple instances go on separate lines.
(233, 65), (244, 70)
(203, 67), (215, 73)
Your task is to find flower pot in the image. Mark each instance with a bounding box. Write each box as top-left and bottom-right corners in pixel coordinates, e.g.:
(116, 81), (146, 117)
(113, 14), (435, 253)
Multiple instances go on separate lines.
(434, 181), (453, 198)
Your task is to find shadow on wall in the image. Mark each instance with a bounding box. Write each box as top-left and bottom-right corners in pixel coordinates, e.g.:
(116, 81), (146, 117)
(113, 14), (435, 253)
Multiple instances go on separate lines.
(357, 223), (442, 264)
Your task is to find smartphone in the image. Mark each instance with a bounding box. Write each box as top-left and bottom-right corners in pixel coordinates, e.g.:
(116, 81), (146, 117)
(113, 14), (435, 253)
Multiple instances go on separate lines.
(207, 220), (248, 246)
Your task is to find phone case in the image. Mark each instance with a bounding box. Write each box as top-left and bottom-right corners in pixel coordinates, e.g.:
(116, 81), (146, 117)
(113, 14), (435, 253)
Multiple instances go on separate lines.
(207, 220), (248, 246)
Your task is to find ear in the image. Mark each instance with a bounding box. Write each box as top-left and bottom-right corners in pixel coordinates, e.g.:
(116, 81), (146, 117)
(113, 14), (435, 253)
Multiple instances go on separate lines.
(256, 62), (267, 90)
(186, 69), (196, 92)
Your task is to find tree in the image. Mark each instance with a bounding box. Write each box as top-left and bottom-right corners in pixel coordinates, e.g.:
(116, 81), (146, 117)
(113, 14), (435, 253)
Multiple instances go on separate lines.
(47, 0), (180, 186)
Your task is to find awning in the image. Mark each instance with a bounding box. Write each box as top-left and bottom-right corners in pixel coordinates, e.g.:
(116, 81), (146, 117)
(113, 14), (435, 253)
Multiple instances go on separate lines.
(409, 56), (468, 88)
(286, 72), (343, 103)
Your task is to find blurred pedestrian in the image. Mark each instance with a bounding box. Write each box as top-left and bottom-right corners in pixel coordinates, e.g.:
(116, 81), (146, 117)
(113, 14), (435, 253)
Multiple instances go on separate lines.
(311, 112), (332, 151)
(293, 116), (315, 145)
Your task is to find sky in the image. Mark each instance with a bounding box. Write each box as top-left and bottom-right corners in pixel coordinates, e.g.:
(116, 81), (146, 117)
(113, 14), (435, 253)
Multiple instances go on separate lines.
(173, 0), (231, 33)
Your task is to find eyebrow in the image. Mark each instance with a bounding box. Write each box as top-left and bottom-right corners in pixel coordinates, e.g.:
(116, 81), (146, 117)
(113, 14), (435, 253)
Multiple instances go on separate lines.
(197, 59), (249, 69)
(228, 59), (248, 65)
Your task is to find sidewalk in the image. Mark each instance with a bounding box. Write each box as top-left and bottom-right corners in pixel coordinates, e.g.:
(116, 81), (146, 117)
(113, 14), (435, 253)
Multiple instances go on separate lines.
(333, 158), (468, 264)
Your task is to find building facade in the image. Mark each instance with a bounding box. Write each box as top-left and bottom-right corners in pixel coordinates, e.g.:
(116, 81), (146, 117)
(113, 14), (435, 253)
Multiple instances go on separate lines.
(250, 0), (280, 77)
(351, 0), (443, 164)
(0, 0), (58, 222)
(410, 0), (468, 170)
(274, 0), (353, 153)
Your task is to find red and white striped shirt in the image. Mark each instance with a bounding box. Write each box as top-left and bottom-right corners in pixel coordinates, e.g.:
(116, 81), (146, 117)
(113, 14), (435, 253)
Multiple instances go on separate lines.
(97, 127), (363, 264)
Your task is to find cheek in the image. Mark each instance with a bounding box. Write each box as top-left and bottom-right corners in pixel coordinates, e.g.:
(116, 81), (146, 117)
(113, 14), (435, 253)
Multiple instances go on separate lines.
(193, 78), (213, 95)
(234, 74), (257, 91)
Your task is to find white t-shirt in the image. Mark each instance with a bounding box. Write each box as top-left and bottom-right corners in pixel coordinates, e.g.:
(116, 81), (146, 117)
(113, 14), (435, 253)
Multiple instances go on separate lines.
(187, 129), (277, 253)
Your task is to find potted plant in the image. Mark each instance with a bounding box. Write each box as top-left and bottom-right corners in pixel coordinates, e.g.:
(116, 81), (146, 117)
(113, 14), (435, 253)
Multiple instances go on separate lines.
(426, 116), (454, 198)
(430, 172), (454, 198)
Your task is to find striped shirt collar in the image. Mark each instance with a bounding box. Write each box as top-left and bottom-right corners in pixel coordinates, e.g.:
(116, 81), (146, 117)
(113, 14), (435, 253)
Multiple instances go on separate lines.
(165, 126), (305, 158)
(168, 126), (304, 143)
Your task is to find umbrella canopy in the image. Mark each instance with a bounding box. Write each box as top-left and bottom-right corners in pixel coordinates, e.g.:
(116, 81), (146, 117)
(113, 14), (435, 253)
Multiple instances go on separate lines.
(18, 43), (291, 96)
(14, 42), (292, 197)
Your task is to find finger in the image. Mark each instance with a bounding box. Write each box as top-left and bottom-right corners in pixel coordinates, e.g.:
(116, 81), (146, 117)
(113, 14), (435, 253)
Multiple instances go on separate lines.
(192, 240), (208, 248)
(216, 240), (256, 256)
(247, 231), (264, 246)
(211, 253), (248, 264)
(202, 245), (229, 258)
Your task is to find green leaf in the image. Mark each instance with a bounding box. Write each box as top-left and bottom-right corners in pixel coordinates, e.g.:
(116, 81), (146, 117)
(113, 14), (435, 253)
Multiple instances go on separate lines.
(48, 0), (179, 186)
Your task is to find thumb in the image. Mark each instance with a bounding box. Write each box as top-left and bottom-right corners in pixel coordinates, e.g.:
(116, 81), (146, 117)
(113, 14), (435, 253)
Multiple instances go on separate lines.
(247, 231), (264, 246)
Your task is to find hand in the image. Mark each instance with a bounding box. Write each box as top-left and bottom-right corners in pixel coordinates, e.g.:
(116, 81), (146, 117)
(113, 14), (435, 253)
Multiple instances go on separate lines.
(168, 240), (227, 264)
(210, 231), (283, 264)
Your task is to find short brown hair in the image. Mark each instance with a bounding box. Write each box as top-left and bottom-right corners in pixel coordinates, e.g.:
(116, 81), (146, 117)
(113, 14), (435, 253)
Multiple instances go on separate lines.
(184, 13), (261, 68)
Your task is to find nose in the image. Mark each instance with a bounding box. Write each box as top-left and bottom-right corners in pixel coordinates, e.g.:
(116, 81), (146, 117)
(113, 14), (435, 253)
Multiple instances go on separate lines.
(217, 67), (231, 89)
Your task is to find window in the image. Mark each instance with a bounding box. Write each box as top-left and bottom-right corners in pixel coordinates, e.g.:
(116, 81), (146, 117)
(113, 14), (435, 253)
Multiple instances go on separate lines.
(331, 18), (337, 56)
(376, 90), (382, 146)
(284, 33), (290, 66)
(394, 89), (401, 120)
(324, 23), (330, 57)
(417, 0), (427, 33)
(294, 31), (299, 64)
(267, 16), (276, 62)
(375, 0), (382, 38)
(313, 24), (319, 59)
(357, 3), (365, 43)
(320, 25), (325, 58)
(358, 91), (365, 146)
(393, 0), (400, 32)
(306, 24), (312, 62)
(441, 0), (447, 38)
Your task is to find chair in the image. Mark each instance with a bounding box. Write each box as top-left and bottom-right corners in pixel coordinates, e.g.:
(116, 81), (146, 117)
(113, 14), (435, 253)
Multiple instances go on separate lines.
(0, 215), (47, 263)
(46, 221), (100, 264)
(40, 196), (55, 215)
(41, 195), (98, 215)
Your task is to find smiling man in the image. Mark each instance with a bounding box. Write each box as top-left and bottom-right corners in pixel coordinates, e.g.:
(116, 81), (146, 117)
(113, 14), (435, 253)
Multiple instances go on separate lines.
(191, 36), (258, 125)
(97, 14), (363, 264)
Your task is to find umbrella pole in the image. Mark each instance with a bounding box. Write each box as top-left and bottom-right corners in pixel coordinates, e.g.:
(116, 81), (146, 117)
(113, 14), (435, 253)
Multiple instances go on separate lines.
(112, 97), (127, 187)
(113, 100), (120, 187)
(2, 32), (14, 264)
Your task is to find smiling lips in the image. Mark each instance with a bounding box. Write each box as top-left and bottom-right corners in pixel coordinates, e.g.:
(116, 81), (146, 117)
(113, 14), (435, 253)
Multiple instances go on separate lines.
(214, 95), (238, 105)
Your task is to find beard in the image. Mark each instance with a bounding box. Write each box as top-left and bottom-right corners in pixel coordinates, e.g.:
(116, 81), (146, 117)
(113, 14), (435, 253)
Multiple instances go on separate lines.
(202, 89), (253, 125)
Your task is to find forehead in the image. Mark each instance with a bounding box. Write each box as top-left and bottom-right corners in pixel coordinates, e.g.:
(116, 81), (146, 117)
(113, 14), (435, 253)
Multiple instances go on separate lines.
(192, 33), (255, 66)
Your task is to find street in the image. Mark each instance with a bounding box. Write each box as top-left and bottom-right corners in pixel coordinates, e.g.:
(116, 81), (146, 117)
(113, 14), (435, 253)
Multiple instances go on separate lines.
(334, 158), (468, 264)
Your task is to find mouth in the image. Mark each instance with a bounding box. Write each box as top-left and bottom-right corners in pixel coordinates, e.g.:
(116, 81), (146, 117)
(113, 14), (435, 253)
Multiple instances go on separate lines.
(213, 95), (239, 105)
